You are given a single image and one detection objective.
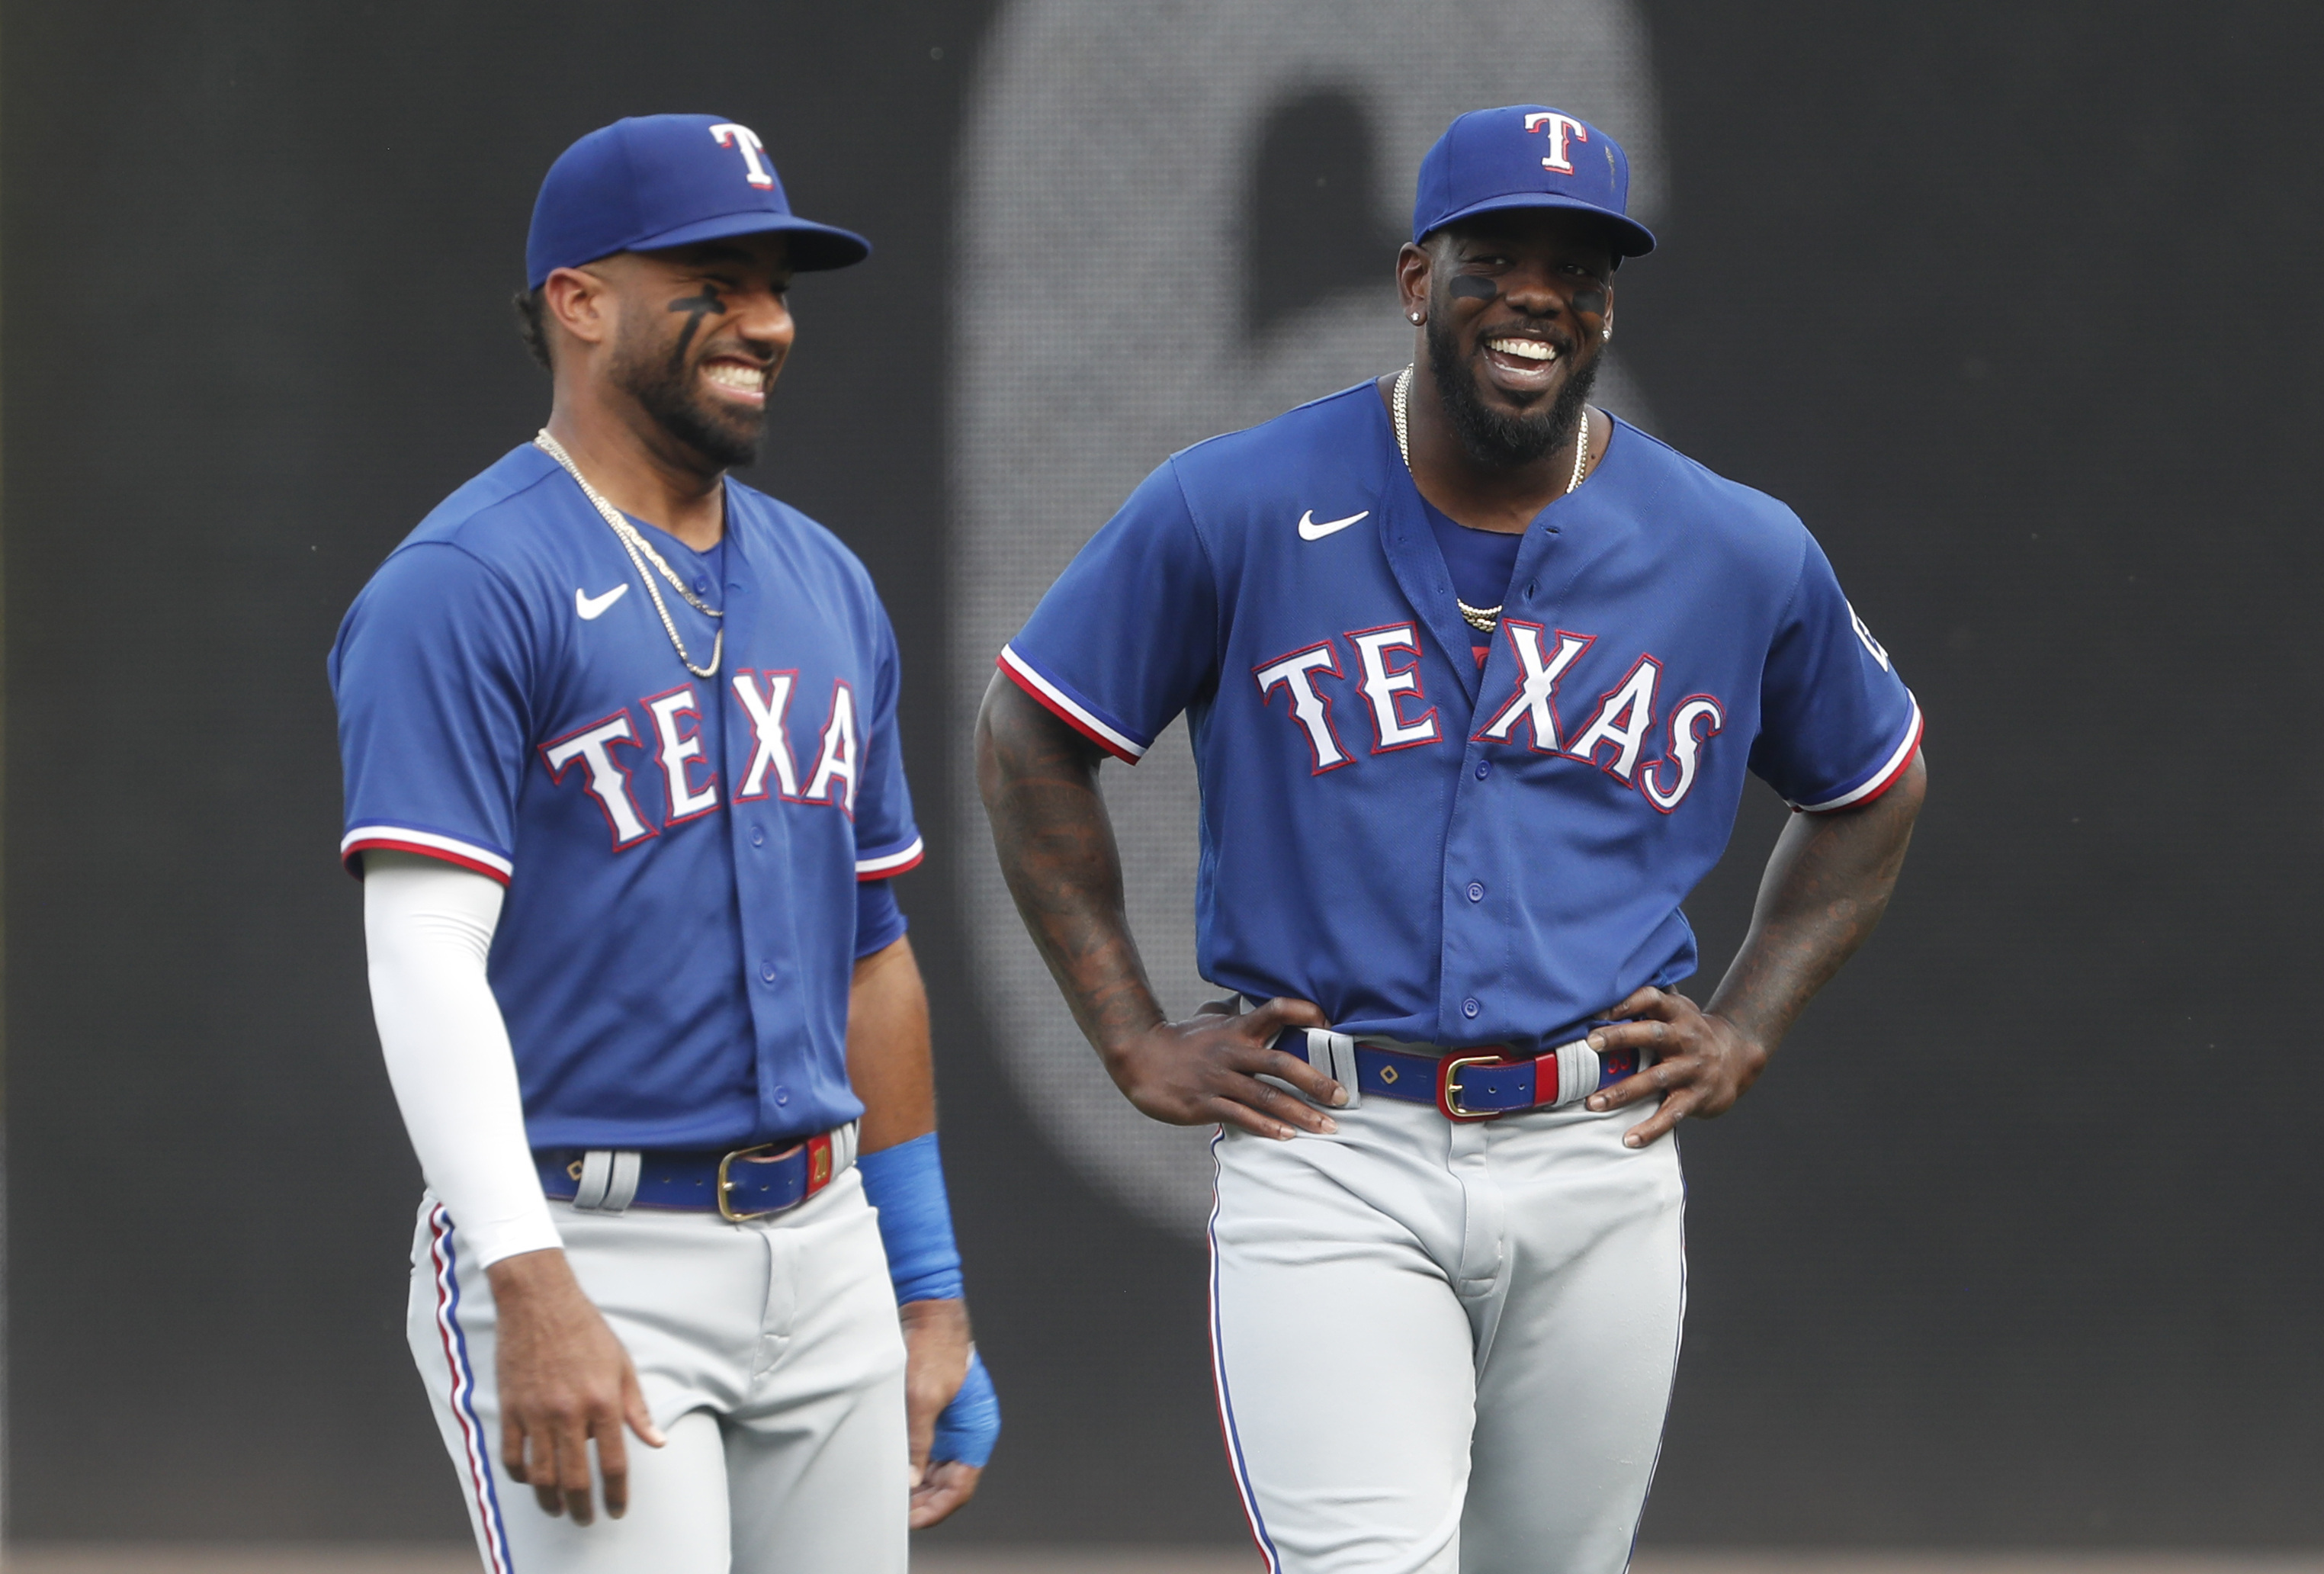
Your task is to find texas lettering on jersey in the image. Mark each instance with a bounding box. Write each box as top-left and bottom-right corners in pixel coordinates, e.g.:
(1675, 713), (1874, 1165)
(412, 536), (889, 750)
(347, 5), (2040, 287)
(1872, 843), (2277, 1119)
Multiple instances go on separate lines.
(1002, 383), (1920, 1051)
(332, 443), (924, 1149)
(1253, 618), (1724, 813)
(541, 672), (862, 850)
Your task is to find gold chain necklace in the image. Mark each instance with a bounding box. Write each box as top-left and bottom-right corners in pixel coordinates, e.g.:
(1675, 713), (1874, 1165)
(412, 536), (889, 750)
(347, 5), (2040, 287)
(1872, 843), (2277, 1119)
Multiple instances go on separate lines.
(534, 430), (724, 679)
(1392, 364), (1587, 634)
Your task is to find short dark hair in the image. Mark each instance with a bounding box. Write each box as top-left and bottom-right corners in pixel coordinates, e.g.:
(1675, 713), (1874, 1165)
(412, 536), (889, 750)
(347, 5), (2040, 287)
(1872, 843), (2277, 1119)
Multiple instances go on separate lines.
(512, 286), (552, 372)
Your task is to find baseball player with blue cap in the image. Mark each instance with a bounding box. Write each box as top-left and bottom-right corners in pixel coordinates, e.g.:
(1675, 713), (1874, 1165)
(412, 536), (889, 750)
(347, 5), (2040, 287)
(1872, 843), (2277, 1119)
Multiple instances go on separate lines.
(332, 114), (996, 1572)
(978, 104), (1925, 1572)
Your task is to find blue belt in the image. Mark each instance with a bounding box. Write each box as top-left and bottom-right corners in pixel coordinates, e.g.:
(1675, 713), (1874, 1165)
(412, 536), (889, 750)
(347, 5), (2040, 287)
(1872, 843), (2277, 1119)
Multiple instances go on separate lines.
(535, 1131), (843, 1222)
(1279, 1030), (1646, 1122)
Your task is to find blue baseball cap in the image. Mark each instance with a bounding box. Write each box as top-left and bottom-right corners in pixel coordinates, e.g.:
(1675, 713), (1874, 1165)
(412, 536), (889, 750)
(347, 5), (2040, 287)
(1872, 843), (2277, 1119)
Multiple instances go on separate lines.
(525, 114), (870, 289)
(1412, 105), (1655, 259)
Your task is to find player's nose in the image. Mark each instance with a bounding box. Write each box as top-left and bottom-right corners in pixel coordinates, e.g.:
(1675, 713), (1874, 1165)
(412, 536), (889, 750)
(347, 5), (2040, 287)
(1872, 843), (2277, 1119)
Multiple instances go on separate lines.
(732, 288), (796, 345)
(1497, 265), (1565, 316)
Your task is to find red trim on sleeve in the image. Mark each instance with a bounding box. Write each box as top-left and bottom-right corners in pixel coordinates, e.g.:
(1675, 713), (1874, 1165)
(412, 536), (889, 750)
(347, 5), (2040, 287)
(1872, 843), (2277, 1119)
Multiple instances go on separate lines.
(1808, 721), (1922, 814)
(855, 846), (925, 882)
(996, 654), (1143, 764)
(1846, 739), (1921, 809)
(342, 838), (514, 885)
(1794, 698), (1925, 814)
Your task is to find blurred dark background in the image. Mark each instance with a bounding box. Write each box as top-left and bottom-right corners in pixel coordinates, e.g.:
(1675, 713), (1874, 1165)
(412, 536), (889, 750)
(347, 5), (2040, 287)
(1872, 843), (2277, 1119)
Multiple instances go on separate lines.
(6, 0), (2321, 1550)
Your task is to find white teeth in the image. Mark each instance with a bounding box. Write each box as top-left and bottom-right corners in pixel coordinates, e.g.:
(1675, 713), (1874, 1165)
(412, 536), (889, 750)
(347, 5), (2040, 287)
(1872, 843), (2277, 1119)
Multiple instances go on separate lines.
(1490, 339), (1556, 363)
(705, 361), (764, 390)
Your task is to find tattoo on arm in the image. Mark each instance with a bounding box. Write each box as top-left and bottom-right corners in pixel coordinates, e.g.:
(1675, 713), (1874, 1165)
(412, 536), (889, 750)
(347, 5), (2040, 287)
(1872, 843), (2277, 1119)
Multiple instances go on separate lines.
(666, 283), (727, 366)
(974, 676), (1167, 1057)
(1705, 754), (1926, 1053)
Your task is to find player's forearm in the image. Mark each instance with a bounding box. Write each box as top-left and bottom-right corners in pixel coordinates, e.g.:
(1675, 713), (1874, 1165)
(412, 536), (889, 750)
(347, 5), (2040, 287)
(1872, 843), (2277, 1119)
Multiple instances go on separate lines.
(846, 935), (938, 1153)
(847, 936), (974, 1297)
(363, 851), (563, 1267)
(1705, 753), (1927, 1052)
(847, 943), (996, 1475)
(974, 673), (1169, 1058)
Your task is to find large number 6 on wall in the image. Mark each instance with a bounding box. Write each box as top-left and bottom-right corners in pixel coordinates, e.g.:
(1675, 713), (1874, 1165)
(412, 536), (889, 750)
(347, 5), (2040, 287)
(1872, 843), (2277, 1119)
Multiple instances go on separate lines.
(949, 0), (1669, 1237)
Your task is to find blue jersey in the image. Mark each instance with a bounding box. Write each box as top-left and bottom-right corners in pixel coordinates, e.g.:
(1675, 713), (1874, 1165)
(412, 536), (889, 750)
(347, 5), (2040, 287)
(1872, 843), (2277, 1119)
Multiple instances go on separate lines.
(1000, 384), (1920, 1053)
(331, 443), (923, 1151)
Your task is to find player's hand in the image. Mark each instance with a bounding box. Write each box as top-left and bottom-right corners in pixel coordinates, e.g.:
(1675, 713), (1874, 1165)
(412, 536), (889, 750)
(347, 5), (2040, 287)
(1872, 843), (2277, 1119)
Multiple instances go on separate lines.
(486, 1248), (666, 1524)
(1102, 995), (1344, 1140)
(1584, 985), (1768, 1149)
(900, 1296), (981, 1527)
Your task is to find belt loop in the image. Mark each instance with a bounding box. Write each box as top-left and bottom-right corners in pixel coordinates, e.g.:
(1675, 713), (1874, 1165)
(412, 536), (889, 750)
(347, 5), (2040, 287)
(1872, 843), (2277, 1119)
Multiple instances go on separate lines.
(572, 1149), (640, 1213)
(603, 1150), (640, 1212)
(571, 1149), (612, 1209)
(1313, 1030), (1363, 1110)
(1552, 1039), (1600, 1109)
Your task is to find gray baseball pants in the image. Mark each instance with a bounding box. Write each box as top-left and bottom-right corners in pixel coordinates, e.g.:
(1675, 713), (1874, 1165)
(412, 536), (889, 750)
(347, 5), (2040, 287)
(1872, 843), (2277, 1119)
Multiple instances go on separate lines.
(1209, 1094), (1687, 1574)
(407, 1167), (908, 1573)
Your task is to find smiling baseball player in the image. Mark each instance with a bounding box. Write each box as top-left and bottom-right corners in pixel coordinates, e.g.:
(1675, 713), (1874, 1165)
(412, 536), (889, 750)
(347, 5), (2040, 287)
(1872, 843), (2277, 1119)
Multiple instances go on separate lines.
(332, 115), (996, 1572)
(977, 106), (1924, 1572)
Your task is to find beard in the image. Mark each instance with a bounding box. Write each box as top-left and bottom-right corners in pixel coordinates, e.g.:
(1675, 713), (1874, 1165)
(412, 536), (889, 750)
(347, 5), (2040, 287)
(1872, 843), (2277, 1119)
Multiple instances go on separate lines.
(1425, 315), (1600, 470)
(607, 324), (766, 471)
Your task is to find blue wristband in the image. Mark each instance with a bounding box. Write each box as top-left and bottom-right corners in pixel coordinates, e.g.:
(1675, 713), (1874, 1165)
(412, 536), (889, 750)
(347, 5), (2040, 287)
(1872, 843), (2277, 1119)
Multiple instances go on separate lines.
(932, 1349), (1001, 1468)
(855, 1132), (965, 1304)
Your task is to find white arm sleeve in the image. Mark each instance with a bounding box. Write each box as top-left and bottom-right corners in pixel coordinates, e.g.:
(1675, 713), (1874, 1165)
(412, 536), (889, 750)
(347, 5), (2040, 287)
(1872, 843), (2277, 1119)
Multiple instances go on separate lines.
(363, 850), (563, 1267)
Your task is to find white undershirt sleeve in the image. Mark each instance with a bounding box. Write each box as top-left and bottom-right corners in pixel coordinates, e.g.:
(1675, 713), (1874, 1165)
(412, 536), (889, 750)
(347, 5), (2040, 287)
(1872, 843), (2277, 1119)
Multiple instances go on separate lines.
(362, 850), (563, 1268)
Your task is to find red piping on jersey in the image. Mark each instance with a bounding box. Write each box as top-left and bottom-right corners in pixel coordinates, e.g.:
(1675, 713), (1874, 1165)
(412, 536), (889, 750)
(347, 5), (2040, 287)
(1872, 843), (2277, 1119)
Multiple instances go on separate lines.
(1802, 706), (1923, 815)
(855, 840), (926, 882)
(996, 653), (1142, 764)
(343, 837), (513, 885)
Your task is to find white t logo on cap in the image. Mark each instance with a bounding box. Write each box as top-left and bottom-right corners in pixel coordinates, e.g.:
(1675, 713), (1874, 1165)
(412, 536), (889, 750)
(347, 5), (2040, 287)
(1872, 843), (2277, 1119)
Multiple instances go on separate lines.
(1523, 111), (1588, 175)
(710, 122), (775, 189)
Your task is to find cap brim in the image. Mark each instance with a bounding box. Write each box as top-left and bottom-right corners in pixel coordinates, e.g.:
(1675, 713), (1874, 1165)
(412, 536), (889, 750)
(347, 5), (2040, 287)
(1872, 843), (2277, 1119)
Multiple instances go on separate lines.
(630, 210), (872, 271)
(1421, 191), (1655, 258)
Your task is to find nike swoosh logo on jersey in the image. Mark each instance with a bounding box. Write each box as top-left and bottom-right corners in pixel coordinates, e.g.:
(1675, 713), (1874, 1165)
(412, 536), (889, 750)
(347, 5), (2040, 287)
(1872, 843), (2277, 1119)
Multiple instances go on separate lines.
(575, 584), (629, 620)
(1297, 509), (1369, 541)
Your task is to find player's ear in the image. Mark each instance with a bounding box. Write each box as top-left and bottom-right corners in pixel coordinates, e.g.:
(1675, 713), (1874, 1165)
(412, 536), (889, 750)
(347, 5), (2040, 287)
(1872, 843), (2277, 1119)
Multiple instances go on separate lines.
(541, 264), (614, 350)
(1396, 241), (1431, 324)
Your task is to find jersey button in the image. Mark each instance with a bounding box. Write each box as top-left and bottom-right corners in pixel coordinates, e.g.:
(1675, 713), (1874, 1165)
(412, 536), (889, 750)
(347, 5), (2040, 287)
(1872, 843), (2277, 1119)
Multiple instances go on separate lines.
(750, 826), (766, 847)
(1462, 997), (1481, 1019)
(1466, 882), (1485, 903)
(773, 1084), (791, 1106)
(759, 961), (778, 984)
(1475, 760), (1491, 779)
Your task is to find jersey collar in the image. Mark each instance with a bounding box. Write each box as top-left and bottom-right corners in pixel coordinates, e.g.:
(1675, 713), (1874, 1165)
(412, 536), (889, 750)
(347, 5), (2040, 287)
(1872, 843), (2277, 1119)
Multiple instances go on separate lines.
(1369, 391), (1642, 708)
